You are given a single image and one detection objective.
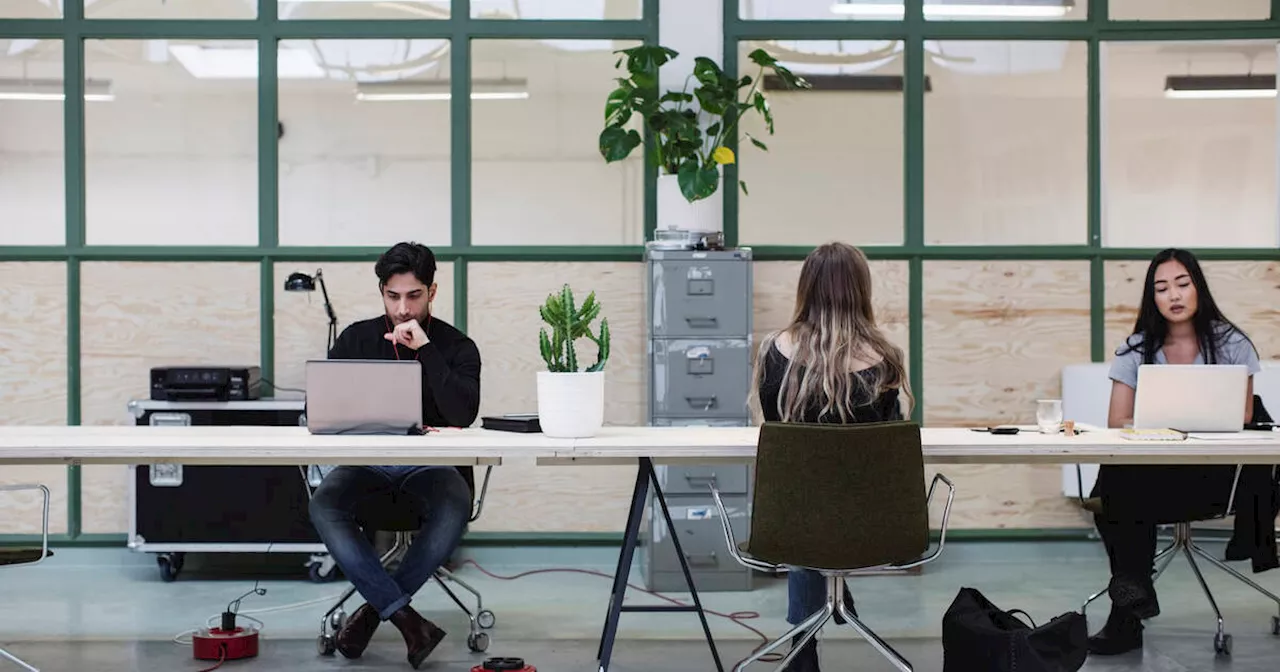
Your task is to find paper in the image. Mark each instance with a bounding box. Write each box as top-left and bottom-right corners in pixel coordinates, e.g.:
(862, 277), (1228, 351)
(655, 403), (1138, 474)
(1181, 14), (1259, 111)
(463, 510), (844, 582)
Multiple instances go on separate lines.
(1185, 432), (1277, 442)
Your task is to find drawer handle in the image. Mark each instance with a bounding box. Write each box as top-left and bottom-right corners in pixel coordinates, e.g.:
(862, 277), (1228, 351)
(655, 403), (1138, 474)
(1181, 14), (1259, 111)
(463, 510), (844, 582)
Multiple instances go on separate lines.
(686, 396), (718, 411)
(685, 317), (719, 328)
(684, 551), (719, 567)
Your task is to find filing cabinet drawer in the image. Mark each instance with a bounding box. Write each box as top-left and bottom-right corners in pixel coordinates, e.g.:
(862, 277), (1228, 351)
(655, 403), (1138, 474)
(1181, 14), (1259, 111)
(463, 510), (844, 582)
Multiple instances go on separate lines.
(660, 465), (751, 496)
(650, 260), (750, 338)
(652, 340), (750, 417)
(646, 495), (750, 575)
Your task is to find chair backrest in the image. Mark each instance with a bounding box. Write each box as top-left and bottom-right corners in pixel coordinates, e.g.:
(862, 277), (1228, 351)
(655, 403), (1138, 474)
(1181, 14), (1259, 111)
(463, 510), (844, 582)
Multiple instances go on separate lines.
(744, 420), (930, 571)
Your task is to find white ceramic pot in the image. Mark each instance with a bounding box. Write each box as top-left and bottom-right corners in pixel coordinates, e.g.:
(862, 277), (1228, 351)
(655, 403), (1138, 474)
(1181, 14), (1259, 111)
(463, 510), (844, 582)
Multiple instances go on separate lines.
(536, 370), (606, 438)
(657, 173), (723, 233)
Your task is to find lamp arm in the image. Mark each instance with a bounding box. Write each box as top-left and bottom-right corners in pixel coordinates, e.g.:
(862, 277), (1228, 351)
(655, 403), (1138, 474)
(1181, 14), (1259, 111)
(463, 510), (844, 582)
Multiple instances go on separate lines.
(315, 269), (338, 353)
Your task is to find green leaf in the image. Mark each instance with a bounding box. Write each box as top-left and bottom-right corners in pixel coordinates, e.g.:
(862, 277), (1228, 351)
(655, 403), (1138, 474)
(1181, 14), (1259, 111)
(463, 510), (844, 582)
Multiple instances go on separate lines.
(753, 91), (774, 134)
(706, 122), (721, 138)
(692, 56), (724, 86)
(746, 132), (768, 151)
(660, 91), (694, 104)
(695, 86), (729, 116)
(677, 161), (721, 202)
(599, 126), (642, 163)
(748, 48), (778, 68)
(604, 85), (633, 126)
(768, 62), (811, 91)
(739, 180), (749, 196)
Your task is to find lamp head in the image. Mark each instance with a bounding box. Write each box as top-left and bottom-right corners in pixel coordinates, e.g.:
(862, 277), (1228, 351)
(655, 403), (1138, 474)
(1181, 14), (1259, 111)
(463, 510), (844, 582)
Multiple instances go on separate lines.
(284, 271), (317, 292)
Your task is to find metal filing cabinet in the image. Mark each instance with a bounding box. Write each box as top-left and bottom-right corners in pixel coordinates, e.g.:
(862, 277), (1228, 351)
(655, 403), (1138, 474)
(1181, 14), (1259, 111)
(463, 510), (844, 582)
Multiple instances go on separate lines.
(640, 246), (756, 592)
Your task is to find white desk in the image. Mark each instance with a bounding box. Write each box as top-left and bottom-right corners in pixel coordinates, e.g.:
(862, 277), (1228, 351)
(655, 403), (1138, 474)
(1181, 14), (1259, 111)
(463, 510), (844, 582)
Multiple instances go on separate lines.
(2, 425), (1279, 466)
(3, 423), (1278, 672)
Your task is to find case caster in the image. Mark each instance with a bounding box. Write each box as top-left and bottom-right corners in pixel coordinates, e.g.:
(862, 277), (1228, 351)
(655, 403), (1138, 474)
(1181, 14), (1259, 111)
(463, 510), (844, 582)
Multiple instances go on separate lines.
(329, 609), (347, 633)
(477, 609), (496, 630)
(1271, 615), (1279, 636)
(467, 631), (490, 653)
(307, 554), (339, 583)
(317, 634), (336, 656)
(1214, 632), (1232, 656)
(157, 552), (185, 582)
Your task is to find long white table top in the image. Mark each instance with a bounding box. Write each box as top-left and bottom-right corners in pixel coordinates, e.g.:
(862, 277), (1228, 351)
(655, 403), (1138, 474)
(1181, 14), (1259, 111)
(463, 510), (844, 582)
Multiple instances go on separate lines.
(1, 425), (1279, 466)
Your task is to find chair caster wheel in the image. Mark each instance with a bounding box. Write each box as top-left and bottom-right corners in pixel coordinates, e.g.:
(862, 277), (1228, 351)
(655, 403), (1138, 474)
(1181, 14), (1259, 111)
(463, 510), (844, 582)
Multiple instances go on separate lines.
(468, 632), (490, 653)
(329, 609), (347, 633)
(317, 634), (336, 656)
(1214, 632), (1232, 656)
(477, 609), (496, 629)
(1271, 615), (1279, 636)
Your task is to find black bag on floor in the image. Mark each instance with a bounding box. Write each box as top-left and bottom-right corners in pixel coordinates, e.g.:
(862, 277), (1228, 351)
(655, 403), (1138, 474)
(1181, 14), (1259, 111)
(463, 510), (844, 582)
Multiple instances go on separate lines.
(941, 587), (1088, 672)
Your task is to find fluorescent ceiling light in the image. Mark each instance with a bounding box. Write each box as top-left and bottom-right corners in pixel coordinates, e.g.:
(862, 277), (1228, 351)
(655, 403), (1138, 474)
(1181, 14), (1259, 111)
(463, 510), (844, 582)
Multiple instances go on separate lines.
(1164, 74), (1277, 100)
(0, 78), (114, 102)
(355, 78), (528, 102)
(831, 1), (1071, 19)
(169, 44), (325, 80)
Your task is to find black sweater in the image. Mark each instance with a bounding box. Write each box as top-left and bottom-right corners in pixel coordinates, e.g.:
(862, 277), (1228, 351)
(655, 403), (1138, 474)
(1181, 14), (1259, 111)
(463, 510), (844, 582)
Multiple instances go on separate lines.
(757, 341), (901, 424)
(328, 315), (482, 494)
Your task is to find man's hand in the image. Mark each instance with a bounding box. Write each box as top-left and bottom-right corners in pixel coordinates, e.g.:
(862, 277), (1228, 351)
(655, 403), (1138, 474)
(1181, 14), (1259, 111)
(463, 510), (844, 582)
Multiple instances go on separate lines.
(385, 319), (429, 350)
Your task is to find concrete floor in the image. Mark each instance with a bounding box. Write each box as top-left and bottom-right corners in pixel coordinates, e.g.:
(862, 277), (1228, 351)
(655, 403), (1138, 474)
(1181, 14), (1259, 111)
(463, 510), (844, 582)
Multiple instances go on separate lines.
(3, 539), (1280, 671)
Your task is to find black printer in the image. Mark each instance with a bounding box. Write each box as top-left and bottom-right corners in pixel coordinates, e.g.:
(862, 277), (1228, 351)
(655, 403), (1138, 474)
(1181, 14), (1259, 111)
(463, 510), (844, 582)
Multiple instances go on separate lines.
(150, 366), (262, 401)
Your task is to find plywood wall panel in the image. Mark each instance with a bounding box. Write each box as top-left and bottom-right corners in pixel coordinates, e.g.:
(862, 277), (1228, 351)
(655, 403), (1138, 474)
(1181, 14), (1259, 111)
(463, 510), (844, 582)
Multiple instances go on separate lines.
(1106, 260), (1280, 363)
(924, 261), (1092, 529)
(80, 262), (260, 533)
(273, 261), (455, 391)
(467, 262), (643, 532)
(0, 262), (69, 534)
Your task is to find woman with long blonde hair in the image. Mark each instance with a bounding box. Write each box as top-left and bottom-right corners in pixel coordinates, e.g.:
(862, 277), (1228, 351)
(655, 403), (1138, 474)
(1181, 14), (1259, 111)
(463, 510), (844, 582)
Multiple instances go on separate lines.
(751, 242), (912, 672)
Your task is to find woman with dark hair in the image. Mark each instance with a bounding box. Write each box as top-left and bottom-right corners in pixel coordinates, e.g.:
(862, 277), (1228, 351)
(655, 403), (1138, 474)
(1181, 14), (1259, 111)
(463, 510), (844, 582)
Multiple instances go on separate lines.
(750, 241), (912, 672)
(1088, 248), (1260, 655)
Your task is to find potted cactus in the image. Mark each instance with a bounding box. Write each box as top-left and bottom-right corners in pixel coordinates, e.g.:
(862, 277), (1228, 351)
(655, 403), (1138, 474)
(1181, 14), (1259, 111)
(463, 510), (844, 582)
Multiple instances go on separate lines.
(537, 284), (611, 438)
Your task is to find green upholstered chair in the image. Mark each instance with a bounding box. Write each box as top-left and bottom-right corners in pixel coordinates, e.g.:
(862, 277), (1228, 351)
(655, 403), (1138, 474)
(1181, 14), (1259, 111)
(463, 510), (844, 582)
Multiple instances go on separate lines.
(0, 484), (52, 672)
(711, 421), (955, 672)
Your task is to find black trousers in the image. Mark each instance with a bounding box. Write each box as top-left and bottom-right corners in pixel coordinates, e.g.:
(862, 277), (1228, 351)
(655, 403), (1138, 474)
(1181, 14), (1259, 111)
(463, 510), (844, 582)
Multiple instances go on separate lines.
(1091, 464), (1237, 589)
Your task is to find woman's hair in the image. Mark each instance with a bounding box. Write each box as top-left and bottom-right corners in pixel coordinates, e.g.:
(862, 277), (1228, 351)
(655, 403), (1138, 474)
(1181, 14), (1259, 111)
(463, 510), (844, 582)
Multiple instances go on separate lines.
(751, 242), (912, 422)
(1122, 247), (1252, 365)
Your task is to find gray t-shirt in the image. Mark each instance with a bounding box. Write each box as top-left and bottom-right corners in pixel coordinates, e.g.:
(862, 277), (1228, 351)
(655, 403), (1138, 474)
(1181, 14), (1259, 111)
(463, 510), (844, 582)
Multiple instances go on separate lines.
(1109, 323), (1261, 389)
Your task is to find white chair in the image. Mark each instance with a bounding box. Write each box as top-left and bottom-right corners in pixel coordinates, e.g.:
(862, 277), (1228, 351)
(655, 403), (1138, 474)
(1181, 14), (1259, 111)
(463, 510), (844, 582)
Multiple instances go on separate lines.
(0, 484), (51, 672)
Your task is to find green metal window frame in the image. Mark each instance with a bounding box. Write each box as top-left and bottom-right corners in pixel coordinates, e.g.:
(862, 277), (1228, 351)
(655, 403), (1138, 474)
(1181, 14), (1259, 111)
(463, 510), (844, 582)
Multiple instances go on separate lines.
(3, 0), (1280, 545)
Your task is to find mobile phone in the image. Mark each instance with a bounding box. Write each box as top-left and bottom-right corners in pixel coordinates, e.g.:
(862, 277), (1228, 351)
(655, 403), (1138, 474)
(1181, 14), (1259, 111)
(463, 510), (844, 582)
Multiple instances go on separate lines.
(970, 426), (1020, 435)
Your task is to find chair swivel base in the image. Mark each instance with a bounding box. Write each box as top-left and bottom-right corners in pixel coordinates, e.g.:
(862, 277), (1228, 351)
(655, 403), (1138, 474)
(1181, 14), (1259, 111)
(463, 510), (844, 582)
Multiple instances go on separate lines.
(735, 575), (911, 672)
(1083, 521), (1280, 657)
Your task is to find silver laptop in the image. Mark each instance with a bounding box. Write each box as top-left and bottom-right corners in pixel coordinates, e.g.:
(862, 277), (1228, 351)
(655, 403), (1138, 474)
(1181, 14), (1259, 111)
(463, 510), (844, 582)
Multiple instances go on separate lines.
(305, 360), (422, 435)
(1133, 364), (1248, 432)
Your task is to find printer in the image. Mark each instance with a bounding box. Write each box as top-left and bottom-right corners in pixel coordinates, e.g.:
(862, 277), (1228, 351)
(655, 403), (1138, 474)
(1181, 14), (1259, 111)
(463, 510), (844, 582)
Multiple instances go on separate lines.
(150, 366), (262, 401)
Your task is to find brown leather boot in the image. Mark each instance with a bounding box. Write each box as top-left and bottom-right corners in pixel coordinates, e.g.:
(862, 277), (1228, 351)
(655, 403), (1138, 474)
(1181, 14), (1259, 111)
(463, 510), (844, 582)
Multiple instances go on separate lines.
(336, 603), (381, 659)
(389, 605), (447, 669)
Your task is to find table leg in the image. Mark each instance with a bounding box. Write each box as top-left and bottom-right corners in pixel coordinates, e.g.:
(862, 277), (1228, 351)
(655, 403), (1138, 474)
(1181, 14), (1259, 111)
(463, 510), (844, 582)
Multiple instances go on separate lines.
(595, 458), (725, 672)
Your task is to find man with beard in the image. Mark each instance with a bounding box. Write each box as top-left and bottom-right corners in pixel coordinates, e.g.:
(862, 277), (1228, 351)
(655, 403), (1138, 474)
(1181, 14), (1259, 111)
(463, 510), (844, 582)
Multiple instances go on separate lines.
(308, 241), (481, 669)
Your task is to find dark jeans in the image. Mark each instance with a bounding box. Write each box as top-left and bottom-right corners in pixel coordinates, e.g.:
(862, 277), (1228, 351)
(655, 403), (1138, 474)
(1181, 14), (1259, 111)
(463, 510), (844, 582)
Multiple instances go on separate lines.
(788, 567), (828, 624)
(309, 466), (472, 620)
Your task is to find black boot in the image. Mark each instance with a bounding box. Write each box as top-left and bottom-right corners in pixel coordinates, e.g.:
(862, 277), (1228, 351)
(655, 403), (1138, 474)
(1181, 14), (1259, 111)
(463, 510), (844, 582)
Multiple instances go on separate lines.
(1088, 607), (1144, 656)
(782, 634), (820, 672)
(1108, 574), (1160, 620)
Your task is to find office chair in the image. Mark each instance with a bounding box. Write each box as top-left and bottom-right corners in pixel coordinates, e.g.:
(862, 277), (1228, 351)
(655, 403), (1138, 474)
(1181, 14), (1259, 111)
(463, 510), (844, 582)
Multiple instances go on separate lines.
(314, 466), (495, 656)
(710, 421), (955, 672)
(1081, 462), (1280, 656)
(0, 484), (52, 672)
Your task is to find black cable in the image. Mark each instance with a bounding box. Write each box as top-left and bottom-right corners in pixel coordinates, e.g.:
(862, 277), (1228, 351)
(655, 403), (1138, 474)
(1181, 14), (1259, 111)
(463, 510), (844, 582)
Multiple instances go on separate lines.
(260, 378), (306, 395)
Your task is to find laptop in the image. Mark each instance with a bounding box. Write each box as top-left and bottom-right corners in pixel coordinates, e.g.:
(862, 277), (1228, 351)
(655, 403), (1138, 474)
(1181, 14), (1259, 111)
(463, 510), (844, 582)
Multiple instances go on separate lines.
(305, 359), (423, 435)
(1132, 364), (1248, 432)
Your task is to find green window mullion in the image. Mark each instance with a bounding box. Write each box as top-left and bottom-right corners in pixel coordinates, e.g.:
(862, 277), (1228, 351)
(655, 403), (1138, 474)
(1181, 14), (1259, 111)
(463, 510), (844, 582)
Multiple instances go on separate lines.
(453, 260), (468, 334)
(1087, 33), (1104, 363)
(257, 4), (279, 386)
(452, 4), (471, 249)
(642, 0), (659, 243)
(722, 0), (739, 248)
(63, 2), (85, 539)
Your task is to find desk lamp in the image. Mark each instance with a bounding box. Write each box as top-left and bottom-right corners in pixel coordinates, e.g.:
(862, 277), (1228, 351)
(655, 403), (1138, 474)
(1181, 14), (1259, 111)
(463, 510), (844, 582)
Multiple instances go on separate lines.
(284, 269), (338, 353)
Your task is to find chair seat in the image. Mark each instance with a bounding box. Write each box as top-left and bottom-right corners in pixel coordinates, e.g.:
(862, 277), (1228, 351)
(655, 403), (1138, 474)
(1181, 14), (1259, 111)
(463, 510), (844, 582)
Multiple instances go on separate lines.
(0, 548), (51, 566)
(353, 490), (424, 532)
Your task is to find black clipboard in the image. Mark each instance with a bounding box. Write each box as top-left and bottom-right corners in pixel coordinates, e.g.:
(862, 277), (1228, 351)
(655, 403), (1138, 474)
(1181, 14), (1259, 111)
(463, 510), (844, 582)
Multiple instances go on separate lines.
(482, 414), (542, 433)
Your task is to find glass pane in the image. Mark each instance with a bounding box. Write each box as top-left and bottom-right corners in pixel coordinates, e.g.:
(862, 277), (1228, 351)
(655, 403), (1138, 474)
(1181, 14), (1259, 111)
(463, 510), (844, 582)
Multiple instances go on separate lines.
(738, 40), (905, 246)
(925, 41), (1086, 245)
(85, 0), (257, 18)
(471, 39), (644, 246)
(280, 0), (448, 20)
(0, 39), (65, 245)
(1111, 0), (1269, 21)
(0, 0), (61, 17)
(473, 0), (642, 19)
(741, 0), (899, 20)
(85, 40), (258, 246)
(1103, 41), (1277, 248)
(925, 0), (1086, 21)
(278, 39), (451, 247)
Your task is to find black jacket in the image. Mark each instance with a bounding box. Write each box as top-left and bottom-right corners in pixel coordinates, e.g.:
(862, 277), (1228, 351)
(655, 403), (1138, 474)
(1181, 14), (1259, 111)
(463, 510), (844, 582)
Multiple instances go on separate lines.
(1225, 396), (1280, 573)
(327, 315), (482, 496)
